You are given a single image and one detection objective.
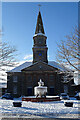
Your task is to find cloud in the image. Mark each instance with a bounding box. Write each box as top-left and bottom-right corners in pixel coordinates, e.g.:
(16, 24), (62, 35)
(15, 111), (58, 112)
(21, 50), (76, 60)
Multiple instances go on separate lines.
(24, 54), (33, 62)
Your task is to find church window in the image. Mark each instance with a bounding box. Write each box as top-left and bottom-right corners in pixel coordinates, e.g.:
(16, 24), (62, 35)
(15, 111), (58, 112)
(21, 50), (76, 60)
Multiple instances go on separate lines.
(64, 84), (68, 94)
(13, 86), (17, 94)
(27, 75), (32, 82)
(49, 75), (54, 81)
(33, 75), (36, 81)
(45, 39), (46, 44)
(34, 39), (36, 44)
(13, 76), (18, 82)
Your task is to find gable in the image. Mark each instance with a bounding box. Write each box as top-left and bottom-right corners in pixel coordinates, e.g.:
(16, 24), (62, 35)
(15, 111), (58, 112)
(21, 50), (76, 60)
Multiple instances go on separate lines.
(21, 62), (58, 72)
(7, 61), (70, 73)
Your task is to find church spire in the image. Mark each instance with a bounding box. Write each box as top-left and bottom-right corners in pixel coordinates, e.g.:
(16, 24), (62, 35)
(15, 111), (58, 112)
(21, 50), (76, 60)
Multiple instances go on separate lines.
(35, 11), (45, 34)
(33, 9), (48, 63)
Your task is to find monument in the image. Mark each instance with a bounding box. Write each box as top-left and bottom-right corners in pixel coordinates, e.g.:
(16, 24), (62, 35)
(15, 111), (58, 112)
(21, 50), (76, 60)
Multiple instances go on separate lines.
(34, 79), (47, 98)
(22, 80), (60, 102)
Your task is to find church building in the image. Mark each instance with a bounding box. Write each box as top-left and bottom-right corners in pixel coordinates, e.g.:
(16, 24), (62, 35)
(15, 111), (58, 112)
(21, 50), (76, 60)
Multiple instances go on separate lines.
(7, 10), (74, 97)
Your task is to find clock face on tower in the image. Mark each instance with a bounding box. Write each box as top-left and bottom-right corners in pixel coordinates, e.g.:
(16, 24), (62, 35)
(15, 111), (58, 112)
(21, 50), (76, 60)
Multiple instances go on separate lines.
(39, 52), (42, 56)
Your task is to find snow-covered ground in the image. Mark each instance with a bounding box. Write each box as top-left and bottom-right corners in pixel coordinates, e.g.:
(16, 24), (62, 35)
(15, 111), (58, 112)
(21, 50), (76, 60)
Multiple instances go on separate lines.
(0, 98), (80, 119)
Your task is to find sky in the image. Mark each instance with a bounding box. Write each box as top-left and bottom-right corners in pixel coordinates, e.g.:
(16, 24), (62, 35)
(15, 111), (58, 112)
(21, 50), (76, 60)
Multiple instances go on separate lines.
(2, 2), (78, 62)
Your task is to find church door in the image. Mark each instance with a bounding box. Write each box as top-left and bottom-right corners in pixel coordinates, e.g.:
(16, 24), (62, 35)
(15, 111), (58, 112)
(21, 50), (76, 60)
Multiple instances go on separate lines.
(49, 87), (54, 95)
(27, 87), (32, 96)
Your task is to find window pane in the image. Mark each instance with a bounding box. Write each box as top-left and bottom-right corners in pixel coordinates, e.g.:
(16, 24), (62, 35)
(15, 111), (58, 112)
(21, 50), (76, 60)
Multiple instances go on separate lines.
(13, 86), (17, 94)
(27, 75), (32, 82)
(13, 76), (18, 82)
(33, 75), (36, 81)
(49, 75), (54, 81)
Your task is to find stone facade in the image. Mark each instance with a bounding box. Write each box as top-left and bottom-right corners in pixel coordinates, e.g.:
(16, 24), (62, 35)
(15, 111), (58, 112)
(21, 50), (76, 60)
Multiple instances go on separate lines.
(7, 65), (64, 97)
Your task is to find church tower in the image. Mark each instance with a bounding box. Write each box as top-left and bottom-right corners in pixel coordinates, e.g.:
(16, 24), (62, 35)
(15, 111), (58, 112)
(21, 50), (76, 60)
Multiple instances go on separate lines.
(32, 11), (48, 63)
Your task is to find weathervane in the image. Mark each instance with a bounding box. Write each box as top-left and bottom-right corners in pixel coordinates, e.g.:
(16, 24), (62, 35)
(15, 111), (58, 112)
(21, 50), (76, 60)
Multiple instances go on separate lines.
(38, 4), (41, 11)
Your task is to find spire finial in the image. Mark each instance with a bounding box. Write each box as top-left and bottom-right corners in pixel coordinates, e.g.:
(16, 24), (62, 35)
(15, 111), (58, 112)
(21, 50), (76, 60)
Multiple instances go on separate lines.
(38, 4), (41, 11)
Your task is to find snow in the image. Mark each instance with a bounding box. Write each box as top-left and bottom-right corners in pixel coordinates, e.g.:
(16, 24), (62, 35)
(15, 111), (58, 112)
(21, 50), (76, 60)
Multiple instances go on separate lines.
(74, 71), (80, 85)
(8, 61), (70, 73)
(7, 62), (32, 72)
(0, 80), (7, 88)
(48, 61), (71, 71)
(0, 98), (80, 118)
(33, 33), (46, 37)
(0, 82), (7, 88)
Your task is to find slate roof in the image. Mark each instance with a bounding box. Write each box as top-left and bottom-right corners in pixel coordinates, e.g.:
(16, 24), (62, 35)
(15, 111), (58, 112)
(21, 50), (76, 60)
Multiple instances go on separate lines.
(7, 61), (70, 73)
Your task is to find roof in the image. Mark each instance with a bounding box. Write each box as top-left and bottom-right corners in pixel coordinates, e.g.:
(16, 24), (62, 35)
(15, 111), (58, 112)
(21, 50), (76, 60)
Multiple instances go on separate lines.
(7, 62), (32, 72)
(48, 61), (69, 71)
(7, 61), (71, 73)
(21, 61), (58, 72)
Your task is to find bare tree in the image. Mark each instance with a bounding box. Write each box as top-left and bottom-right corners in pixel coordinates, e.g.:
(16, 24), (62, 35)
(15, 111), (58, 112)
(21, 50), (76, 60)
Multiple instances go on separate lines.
(0, 30), (17, 80)
(56, 26), (80, 72)
(56, 26), (80, 90)
(0, 42), (17, 68)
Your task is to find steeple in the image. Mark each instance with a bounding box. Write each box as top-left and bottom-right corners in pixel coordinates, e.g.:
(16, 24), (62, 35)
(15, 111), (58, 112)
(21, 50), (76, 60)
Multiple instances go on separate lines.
(35, 11), (45, 34)
(32, 10), (48, 63)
